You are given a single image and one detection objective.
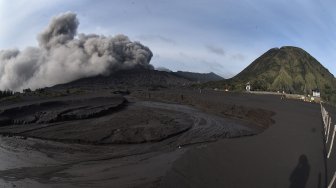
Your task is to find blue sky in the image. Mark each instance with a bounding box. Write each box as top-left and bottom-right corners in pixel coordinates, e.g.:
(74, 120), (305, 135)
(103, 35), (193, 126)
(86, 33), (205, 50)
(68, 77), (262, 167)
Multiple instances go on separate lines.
(0, 0), (335, 78)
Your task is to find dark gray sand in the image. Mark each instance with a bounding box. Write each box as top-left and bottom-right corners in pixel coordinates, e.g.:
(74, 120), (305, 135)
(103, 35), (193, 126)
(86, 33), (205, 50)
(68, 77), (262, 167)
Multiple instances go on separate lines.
(0, 89), (326, 187)
(158, 90), (326, 188)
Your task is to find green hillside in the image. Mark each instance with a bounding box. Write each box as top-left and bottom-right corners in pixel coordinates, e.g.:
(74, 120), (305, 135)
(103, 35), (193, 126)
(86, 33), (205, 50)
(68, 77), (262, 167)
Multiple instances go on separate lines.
(203, 46), (336, 103)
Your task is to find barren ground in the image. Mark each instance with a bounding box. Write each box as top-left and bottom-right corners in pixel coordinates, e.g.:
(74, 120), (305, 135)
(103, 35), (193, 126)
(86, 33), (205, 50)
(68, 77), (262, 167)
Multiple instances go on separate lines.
(0, 88), (275, 187)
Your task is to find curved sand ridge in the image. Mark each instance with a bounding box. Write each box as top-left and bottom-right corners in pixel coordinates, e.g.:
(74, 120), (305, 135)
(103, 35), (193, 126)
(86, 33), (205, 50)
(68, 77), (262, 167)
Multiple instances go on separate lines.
(0, 93), (269, 145)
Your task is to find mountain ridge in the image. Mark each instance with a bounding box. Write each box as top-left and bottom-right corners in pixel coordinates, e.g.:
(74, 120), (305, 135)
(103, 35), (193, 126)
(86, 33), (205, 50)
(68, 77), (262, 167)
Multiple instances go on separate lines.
(173, 71), (224, 83)
(48, 68), (193, 90)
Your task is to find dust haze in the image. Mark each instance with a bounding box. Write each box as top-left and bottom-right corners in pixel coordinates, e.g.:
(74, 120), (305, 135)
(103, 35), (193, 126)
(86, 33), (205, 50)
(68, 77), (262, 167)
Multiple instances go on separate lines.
(0, 12), (153, 91)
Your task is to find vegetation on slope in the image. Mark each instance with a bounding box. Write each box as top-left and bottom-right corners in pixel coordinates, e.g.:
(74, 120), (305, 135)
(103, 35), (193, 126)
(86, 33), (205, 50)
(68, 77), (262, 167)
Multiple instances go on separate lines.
(202, 46), (336, 104)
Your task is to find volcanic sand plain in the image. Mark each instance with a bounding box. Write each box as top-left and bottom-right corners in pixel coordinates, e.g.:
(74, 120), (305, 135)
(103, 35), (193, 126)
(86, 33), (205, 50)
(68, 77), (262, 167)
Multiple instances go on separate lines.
(0, 88), (327, 188)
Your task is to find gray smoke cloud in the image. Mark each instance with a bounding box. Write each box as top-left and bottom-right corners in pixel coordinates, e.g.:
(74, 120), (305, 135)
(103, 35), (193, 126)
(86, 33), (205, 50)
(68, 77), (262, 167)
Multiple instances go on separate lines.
(0, 12), (153, 91)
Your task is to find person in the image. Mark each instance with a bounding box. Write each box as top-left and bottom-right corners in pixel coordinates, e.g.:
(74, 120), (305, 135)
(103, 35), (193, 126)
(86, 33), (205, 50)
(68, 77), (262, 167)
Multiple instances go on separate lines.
(281, 94), (285, 100)
(281, 90), (286, 100)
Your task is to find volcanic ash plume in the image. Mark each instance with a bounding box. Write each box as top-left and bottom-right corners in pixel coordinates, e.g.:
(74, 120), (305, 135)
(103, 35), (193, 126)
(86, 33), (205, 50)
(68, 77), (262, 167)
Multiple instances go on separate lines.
(0, 12), (153, 91)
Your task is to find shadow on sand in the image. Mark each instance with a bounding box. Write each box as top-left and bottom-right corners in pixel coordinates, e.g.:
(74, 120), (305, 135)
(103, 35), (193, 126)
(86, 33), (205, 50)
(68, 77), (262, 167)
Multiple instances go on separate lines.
(289, 154), (310, 188)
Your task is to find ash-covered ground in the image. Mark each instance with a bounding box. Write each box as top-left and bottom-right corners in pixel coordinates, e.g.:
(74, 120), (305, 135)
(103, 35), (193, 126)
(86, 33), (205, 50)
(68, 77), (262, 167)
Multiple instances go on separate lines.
(0, 85), (274, 187)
